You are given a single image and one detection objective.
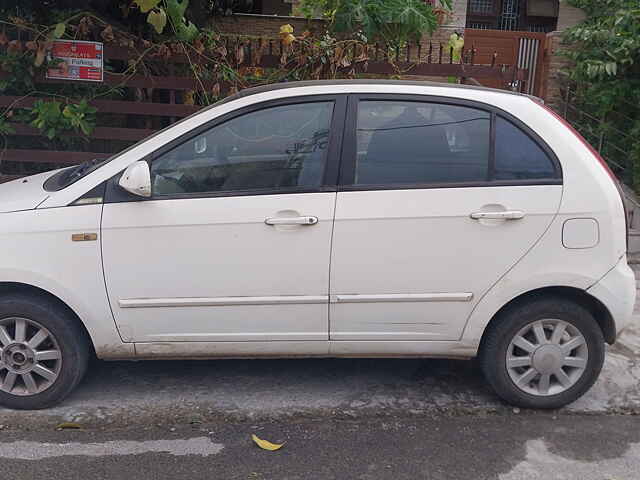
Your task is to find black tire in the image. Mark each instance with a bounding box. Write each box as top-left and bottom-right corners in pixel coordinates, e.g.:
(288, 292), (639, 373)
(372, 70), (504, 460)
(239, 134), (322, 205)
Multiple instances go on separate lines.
(0, 293), (90, 410)
(480, 296), (605, 409)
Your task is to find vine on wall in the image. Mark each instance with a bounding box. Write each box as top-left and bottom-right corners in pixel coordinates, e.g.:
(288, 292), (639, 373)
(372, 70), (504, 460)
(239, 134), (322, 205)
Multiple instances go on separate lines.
(0, 8), (382, 155)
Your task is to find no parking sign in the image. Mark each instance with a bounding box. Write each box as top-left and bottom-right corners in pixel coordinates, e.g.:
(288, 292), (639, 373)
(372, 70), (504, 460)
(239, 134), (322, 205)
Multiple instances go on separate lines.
(46, 40), (103, 82)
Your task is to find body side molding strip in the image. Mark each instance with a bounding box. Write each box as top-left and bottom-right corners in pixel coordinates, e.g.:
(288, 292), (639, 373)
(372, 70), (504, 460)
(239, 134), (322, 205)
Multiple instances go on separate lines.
(119, 296), (328, 308)
(120, 292), (473, 309)
(331, 293), (473, 303)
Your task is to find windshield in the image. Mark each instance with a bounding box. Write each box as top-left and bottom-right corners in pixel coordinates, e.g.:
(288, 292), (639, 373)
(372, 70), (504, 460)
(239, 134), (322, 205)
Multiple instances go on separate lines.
(43, 158), (110, 192)
(40, 92), (276, 192)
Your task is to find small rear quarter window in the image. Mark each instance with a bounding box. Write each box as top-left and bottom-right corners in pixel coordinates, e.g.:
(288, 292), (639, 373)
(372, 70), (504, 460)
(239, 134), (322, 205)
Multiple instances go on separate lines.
(494, 116), (557, 180)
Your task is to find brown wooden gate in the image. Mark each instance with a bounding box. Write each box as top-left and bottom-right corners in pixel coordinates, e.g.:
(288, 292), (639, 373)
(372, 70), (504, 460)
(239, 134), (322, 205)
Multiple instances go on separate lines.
(463, 29), (548, 97)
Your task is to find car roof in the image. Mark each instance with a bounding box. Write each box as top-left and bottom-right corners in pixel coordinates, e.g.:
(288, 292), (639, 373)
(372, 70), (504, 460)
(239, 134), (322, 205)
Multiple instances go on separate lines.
(218, 79), (536, 105)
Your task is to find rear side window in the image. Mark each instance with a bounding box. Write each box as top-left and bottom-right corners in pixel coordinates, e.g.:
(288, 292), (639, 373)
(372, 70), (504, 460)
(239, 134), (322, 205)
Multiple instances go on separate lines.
(355, 101), (491, 185)
(494, 116), (556, 180)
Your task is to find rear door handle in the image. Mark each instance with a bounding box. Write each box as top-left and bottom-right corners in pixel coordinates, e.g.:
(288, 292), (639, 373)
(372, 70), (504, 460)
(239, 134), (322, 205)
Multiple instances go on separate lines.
(470, 210), (525, 220)
(265, 216), (319, 226)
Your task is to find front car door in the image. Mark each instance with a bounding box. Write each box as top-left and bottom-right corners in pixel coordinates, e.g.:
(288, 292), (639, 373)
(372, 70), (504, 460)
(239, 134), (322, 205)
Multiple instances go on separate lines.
(101, 95), (346, 346)
(329, 94), (563, 342)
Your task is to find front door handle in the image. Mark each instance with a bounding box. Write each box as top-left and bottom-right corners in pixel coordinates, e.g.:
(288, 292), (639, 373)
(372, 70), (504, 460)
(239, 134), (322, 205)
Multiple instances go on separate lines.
(265, 216), (319, 226)
(470, 210), (525, 220)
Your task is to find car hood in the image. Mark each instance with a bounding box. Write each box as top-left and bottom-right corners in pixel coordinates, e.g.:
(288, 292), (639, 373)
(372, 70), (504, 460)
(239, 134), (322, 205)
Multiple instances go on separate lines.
(0, 171), (57, 213)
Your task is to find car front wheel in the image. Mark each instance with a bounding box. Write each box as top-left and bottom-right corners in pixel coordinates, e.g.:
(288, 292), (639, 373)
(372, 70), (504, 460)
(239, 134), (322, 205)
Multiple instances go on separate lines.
(480, 296), (605, 409)
(0, 294), (89, 410)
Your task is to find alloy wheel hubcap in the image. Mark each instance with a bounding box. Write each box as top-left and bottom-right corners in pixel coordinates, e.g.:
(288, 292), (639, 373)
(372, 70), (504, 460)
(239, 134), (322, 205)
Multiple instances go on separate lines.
(506, 319), (588, 397)
(0, 317), (62, 396)
(3, 343), (36, 373)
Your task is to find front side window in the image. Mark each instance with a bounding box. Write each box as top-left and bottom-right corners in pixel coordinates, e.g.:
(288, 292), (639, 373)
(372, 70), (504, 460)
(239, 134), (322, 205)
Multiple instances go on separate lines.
(355, 101), (491, 186)
(151, 101), (334, 196)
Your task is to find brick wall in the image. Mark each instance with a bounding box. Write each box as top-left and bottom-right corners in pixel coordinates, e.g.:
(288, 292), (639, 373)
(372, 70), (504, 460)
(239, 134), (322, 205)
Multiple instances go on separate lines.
(443, 0), (468, 29)
(556, 0), (586, 31)
(213, 13), (326, 37)
(213, 13), (457, 45)
(543, 31), (573, 111)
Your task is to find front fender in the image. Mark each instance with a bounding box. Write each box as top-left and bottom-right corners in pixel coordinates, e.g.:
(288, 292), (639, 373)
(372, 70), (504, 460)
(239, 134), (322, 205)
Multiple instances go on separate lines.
(0, 268), (133, 359)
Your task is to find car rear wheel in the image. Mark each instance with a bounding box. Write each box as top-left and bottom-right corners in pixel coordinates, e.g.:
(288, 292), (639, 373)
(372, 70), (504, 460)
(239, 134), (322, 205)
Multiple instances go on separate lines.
(0, 294), (90, 410)
(480, 296), (605, 409)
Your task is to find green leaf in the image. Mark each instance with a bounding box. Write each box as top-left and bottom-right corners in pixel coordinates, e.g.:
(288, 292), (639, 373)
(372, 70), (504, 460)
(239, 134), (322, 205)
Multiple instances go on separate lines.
(147, 8), (167, 34)
(166, 0), (199, 41)
(166, 0), (189, 18)
(134, 0), (162, 13)
(0, 121), (15, 135)
(53, 23), (66, 39)
(79, 120), (93, 135)
(175, 21), (198, 42)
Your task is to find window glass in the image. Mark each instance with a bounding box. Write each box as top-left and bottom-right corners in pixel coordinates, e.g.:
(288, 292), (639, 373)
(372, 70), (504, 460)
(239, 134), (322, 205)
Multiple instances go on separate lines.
(151, 101), (334, 195)
(494, 116), (556, 180)
(355, 101), (490, 185)
(469, 0), (495, 15)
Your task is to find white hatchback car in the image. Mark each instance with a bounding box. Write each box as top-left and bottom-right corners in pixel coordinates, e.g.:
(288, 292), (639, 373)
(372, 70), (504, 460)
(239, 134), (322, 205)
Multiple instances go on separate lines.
(0, 80), (635, 410)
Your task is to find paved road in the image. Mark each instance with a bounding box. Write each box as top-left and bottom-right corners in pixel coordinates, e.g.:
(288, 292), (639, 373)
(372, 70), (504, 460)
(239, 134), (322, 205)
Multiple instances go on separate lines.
(1, 413), (639, 479)
(3, 271), (639, 430)
(0, 272), (638, 478)
(1, 319), (639, 429)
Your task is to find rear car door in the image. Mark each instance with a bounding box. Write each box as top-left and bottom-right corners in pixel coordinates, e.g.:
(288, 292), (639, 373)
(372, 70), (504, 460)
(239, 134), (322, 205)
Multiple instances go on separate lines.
(101, 95), (346, 344)
(329, 94), (563, 341)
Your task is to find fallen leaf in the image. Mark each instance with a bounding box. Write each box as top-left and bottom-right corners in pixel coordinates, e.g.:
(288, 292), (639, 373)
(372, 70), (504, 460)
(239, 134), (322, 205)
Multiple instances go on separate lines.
(252, 434), (284, 451)
(55, 422), (82, 430)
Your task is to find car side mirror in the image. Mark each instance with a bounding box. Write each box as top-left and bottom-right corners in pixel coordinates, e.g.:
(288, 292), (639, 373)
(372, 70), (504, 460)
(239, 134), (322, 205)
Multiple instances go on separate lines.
(118, 161), (151, 198)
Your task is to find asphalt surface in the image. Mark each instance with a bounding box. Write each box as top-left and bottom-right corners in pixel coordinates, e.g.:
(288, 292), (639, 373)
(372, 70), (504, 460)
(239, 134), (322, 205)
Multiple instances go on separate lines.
(1, 318), (638, 430)
(0, 271), (639, 478)
(1, 413), (639, 479)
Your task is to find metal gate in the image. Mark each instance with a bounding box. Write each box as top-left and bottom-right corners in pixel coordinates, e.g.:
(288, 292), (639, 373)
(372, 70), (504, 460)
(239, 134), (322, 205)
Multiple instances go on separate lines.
(463, 29), (547, 97)
(516, 36), (542, 95)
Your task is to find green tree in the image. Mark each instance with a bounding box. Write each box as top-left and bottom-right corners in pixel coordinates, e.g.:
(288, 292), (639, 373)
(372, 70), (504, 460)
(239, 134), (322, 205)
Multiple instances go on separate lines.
(563, 0), (640, 188)
(564, 0), (640, 112)
(298, 0), (451, 46)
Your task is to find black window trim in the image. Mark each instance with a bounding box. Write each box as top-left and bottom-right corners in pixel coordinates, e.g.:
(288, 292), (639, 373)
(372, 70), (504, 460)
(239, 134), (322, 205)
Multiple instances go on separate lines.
(105, 94), (348, 203)
(338, 93), (562, 192)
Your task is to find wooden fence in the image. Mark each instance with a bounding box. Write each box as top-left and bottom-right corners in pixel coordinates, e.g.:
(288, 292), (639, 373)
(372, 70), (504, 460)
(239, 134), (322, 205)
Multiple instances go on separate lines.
(0, 35), (528, 180)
